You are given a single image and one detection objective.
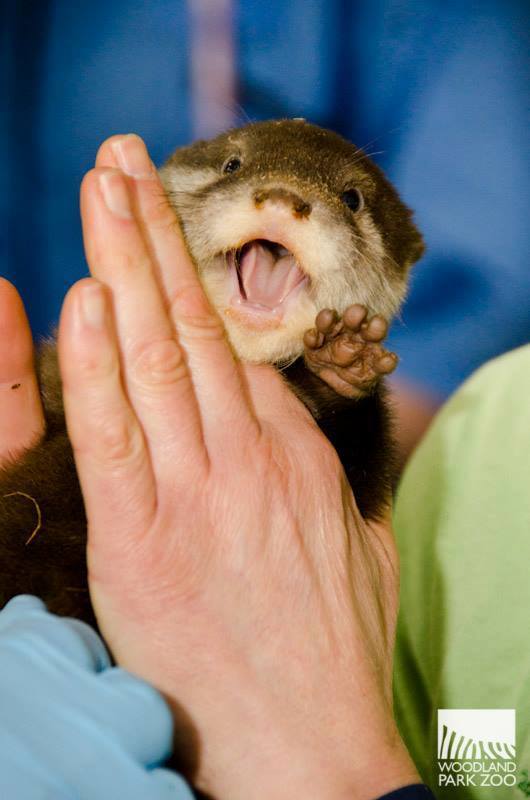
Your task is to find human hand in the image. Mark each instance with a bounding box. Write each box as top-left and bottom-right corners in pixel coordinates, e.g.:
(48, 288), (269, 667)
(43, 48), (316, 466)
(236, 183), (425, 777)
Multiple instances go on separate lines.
(0, 279), (44, 467)
(58, 134), (419, 799)
(0, 595), (194, 800)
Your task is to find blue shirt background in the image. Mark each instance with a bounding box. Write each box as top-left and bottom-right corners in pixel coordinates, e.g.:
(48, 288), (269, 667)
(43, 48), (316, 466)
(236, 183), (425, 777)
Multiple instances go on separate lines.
(2, 0), (529, 397)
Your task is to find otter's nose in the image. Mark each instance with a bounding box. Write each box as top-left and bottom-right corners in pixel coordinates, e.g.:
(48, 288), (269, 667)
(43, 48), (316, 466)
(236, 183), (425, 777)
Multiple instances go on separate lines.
(253, 187), (312, 219)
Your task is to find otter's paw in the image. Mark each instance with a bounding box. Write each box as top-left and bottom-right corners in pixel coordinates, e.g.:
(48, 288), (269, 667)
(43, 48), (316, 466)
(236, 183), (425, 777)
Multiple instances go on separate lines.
(303, 304), (397, 399)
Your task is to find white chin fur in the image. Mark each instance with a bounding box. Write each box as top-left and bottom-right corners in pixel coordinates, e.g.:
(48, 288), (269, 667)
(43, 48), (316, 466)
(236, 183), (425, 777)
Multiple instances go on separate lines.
(201, 266), (318, 363)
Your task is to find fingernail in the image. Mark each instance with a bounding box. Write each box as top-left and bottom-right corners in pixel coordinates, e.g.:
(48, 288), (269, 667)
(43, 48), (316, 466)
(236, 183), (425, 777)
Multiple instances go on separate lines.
(111, 134), (156, 179)
(99, 171), (133, 219)
(80, 283), (106, 328)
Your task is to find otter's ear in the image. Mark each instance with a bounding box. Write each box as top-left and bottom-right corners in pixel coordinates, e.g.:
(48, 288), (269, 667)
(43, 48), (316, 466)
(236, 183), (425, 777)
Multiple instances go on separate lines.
(372, 193), (425, 274)
(402, 217), (426, 270)
(362, 160), (426, 273)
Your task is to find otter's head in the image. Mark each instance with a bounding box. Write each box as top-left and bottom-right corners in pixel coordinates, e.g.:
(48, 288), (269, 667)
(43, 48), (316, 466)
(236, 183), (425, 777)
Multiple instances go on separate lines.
(160, 119), (424, 365)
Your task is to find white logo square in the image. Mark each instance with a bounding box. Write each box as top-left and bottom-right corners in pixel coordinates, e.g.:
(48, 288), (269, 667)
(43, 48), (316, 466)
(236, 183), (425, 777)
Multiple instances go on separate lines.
(438, 709), (516, 760)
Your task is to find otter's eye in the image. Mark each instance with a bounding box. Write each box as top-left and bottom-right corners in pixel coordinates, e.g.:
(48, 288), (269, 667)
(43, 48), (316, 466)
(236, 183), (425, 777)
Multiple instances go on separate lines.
(223, 157), (241, 174)
(340, 188), (364, 213)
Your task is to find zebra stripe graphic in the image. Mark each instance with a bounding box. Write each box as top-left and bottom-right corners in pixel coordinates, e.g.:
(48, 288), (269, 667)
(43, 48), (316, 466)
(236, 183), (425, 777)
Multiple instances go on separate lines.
(438, 723), (516, 760)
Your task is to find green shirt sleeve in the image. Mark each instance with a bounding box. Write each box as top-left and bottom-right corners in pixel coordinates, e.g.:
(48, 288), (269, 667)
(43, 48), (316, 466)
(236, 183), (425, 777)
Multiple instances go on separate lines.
(393, 345), (530, 799)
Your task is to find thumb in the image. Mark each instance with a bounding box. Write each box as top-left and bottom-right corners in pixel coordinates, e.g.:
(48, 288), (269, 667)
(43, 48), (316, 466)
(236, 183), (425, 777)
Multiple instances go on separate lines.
(0, 279), (45, 464)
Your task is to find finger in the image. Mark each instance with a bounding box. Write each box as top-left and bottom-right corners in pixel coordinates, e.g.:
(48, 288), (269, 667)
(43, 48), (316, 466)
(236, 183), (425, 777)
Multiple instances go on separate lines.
(58, 279), (157, 548)
(95, 134), (129, 169)
(0, 279), (45, 465)
(99, 134), (260, 451)
(149, 769), (195, 799)
(98, 668), (175, 767)
(80, 166), (208, 476)
(0, 595), (111, 672)
(95, 134), (193, 307)
(95, 135), (194, 312)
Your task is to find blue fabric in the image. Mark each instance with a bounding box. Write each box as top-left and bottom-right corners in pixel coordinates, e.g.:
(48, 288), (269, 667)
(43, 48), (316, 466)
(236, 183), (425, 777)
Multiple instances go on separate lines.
(2, 0), (528, 397)
(0, 595), (194, 799)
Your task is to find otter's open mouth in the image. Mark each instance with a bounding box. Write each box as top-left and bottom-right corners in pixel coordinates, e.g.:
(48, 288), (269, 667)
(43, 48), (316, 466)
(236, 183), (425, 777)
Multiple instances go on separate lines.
(226, 239), (308, 320)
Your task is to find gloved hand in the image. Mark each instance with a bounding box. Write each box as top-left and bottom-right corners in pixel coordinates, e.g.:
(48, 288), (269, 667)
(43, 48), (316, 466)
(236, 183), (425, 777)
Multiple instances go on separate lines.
(0, 595), (194, 800)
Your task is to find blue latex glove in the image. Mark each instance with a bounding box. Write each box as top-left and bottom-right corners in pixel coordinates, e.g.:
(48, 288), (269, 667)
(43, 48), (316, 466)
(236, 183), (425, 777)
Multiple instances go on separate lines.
(0, 595), (194, 800)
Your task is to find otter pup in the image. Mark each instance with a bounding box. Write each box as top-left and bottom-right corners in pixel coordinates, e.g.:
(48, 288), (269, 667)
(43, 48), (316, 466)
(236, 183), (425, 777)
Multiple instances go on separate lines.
(0, 120), (424, 626)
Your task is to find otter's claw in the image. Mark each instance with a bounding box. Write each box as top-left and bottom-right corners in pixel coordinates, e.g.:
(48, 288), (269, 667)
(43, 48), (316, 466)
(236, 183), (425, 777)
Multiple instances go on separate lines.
(303, 304), (397, 399)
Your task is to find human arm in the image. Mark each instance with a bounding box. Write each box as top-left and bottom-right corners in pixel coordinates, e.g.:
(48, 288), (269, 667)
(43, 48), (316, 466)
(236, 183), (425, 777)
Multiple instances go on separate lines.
(56, 132), (423, 799)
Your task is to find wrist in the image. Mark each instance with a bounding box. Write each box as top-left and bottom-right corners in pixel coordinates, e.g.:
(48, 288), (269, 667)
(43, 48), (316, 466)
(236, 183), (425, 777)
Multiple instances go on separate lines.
(195, 719), (419, 800)
(338, 735), (421, 800)
(286, 735), (419, 800)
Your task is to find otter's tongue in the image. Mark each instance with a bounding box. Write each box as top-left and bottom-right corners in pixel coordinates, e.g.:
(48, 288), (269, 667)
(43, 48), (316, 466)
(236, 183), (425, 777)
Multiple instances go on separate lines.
(238, 242), (306, 309)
